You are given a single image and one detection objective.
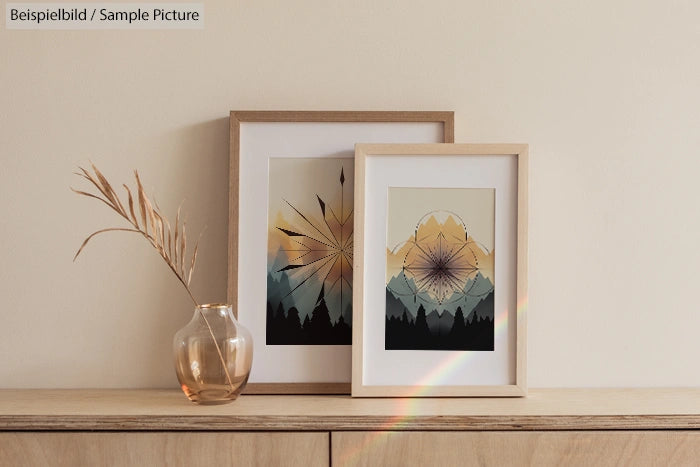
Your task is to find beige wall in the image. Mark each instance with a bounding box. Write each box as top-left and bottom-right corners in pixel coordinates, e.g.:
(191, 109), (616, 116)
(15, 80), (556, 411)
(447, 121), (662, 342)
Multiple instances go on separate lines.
(1, 1), (699, 388)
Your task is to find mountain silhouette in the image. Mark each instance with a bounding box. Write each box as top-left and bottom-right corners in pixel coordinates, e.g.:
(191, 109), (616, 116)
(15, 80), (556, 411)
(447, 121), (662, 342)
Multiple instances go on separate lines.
(386, 288), (415, 321)
(467, 290), (495, 322)
(386, 271), (434, 316)
(341, 302), (352, 327)
(386, 270), (493, 319)
(267, 271), (292, 311)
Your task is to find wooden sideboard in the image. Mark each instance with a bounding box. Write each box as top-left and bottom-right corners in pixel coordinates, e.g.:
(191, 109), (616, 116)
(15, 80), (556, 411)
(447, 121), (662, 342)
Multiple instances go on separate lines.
(1, 388), (699, 466)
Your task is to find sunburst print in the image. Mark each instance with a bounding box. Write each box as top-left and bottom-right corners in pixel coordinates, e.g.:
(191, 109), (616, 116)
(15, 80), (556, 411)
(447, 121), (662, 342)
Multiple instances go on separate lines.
(385, 188), (495, 351)
(392, 210), (492, 306)
(266, 158), (353, 345)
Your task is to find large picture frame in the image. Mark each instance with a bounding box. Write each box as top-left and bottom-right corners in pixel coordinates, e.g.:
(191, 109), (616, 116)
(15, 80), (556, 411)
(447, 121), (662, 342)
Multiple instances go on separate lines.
(229, 111), (454, 394)
(352, 143), (527, 397)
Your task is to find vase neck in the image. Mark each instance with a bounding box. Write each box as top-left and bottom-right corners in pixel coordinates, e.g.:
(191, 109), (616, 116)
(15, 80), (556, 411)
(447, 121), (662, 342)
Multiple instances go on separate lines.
(195, 304), (234, 320)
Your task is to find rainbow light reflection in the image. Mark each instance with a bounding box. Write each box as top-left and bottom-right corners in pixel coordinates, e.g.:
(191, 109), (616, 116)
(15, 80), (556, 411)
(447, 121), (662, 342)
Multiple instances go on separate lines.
(336, 296), (527, 467)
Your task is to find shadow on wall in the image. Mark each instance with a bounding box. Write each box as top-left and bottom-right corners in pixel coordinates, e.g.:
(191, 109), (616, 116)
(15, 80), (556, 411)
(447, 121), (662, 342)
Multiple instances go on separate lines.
(144, 116), (233, 388)
(165, 117), (231, 308)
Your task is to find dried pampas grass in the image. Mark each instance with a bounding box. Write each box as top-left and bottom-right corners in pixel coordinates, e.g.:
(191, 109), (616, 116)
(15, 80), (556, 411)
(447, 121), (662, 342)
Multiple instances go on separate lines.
(73, 163), (202, 306)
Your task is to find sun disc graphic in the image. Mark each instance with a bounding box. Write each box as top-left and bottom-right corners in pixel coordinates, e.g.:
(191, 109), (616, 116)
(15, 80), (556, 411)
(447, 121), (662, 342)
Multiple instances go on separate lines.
(389, 210), (492, 306)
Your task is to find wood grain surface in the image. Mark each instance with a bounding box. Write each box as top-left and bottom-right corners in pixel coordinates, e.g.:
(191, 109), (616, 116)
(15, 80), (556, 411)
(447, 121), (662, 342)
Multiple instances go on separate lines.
(332, 431), (700, 467)
(0, 432), (328, 467)
(0, 388), (698, 431)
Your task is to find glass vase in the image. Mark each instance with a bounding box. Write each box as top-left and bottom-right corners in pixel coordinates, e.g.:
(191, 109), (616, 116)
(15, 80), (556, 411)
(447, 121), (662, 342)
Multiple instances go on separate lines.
(173, 303), (253, 405)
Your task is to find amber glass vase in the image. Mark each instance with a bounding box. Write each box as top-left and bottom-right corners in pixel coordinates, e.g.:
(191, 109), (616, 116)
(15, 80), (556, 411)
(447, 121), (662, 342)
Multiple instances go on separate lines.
(173, 304), (253, 405)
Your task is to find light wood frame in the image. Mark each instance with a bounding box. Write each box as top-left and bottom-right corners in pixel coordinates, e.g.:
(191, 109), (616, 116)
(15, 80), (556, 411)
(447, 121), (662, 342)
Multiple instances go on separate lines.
(352, 143), (528, 397)
(229, 111), (454, 394)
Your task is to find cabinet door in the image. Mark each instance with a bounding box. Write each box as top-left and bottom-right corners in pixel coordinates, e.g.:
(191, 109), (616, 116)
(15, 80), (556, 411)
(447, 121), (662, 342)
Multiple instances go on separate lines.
(0, 432), (328, 467)
(332, 431), (700, 467)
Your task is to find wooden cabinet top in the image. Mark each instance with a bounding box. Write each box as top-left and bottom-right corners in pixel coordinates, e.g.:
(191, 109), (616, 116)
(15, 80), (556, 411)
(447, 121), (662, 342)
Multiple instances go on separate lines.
(1, 388), (698, 431)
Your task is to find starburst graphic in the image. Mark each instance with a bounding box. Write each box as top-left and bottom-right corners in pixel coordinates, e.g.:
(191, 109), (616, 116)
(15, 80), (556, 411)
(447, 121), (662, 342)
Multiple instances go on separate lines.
(275, 166), (353, 311)
(389, 210), (492, 306)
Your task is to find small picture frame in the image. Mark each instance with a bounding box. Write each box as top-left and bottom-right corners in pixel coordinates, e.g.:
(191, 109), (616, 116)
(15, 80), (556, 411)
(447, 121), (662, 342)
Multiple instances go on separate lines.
(229, 111), (455, 394)
(352, 143), (528, 397)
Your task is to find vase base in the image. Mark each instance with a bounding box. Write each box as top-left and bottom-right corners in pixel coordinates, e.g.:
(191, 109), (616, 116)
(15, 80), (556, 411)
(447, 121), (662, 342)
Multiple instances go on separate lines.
(191, 397), (238, 406)
(180, 378), (248, 405)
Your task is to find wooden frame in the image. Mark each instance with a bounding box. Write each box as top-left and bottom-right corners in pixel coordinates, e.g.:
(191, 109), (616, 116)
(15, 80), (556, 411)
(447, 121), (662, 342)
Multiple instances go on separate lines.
(352, 143), (528, 397)
(229, 111), (454, 394)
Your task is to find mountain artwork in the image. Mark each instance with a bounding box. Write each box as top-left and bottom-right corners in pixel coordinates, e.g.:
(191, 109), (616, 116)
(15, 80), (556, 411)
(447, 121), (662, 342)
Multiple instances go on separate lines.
(266, 158), (353, 345)
(385, 187), (495, 351)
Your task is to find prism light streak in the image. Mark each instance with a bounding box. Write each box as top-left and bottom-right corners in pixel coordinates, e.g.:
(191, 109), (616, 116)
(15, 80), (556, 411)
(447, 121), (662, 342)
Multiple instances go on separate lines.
(337, 297), (528, 467)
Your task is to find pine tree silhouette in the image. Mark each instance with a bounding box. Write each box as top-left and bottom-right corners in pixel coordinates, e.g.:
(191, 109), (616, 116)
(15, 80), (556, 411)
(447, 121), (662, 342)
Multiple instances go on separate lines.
(286, 306), (302, 344)
(301, 314), (311, 343)
(309, 285), (333, 344)
(447, 306), (465, 348)
(266, 300), (274, 344)
(450, 307), (466, 335)
(287, 306), (300, 328)
(332, 314), (351, 344)
(414, 304), (432, 348)
(415, 304), (429, 333)
(272, 302), (287, 343)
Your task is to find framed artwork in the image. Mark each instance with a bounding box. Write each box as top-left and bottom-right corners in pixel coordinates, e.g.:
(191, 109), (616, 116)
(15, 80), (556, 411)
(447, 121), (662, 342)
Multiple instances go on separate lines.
(229, 111), (455, 394)
(352, 143), (527, 397)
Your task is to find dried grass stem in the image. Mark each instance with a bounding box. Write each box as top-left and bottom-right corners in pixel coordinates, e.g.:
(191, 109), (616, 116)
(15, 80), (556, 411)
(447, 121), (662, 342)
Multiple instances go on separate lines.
(72, 163), (201, 307)
(72, 163), (235, 391)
